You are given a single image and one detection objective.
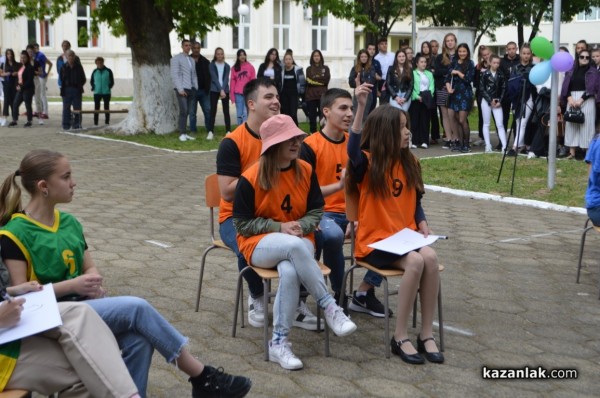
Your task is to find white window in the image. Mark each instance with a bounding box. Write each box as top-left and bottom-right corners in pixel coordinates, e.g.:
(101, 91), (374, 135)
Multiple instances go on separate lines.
(27, 17), (53, 47)
(77, 0), (99, 47)
(577, 7), (600, 21)
(273, 0), (290, 51)
(233, 0), (251, 49)
(311, 6), (328, 51)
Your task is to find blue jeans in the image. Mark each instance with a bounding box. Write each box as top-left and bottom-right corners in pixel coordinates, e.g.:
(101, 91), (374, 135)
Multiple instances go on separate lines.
(315, 212), (382, 289)
(234, 93), (247, 125)
(251, 233), (334, 343)
(190, 89), (211, 132)
(62, 87), (82, 129)
(588, 206), (600, 227)
(219, 217), (264, 298)
(176, 88), (196, 135)
(87, 296), (188, 398)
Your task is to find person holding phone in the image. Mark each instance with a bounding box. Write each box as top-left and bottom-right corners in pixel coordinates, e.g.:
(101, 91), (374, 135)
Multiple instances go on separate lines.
(479, 54), (507, 152)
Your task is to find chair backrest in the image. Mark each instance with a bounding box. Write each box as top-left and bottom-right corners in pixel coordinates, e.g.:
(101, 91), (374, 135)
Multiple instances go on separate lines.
(205, 173), (221, 208)
(204, 173), (221, 241)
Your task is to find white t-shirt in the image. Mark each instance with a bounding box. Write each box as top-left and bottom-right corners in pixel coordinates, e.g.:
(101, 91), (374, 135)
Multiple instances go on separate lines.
(375, 51), (395, 79)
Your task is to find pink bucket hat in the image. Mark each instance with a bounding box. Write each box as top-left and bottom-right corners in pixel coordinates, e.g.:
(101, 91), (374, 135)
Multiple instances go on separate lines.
(260, 114), (307, 155)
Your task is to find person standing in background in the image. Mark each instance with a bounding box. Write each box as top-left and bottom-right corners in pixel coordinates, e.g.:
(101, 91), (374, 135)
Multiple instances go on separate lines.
(305, 49), (330, 133)
(59, 50), (86, 130)
(190, 41), (213, 140)
(32, 43), (52, 121)
(375, 38), (395, 106)
(230, 49), (256, 126)
(209, 47), (232, 134)
(170, 39), (198, 142)
(90, 57), (114, 126)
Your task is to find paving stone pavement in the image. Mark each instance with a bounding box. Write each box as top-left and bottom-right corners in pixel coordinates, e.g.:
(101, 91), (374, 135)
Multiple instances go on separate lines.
(1, 107), (599, 398)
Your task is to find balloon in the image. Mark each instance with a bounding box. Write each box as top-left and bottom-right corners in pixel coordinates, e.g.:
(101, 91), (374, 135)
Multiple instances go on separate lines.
(529, 60), (552, 85)
(551, 51), (574, 72)
(531, 36), (554, 59)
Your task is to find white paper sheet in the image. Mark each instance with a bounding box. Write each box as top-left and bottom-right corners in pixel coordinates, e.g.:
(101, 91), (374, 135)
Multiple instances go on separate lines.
(0, 283), (62, 345)
(367, 228), (443, 256)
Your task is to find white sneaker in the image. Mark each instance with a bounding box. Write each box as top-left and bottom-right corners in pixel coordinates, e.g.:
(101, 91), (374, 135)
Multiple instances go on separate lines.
(485, 144), (493, 153)
(206, 131), (214, 140)
(293, 300), (323, 331)
(410, 144), (417, 149)
(0, 118), (6, 127)
(421, 143), (428, 149)
(185, 134), (196, 141)
(325, 303), (357, 337)
(269, 340), (303, 370)
(527, 151), (536, 159)
(226, 131), (231, 135)
(38, 119), (44, 125)
(248, 295), (264, 328)
(179, 134), (188, 142)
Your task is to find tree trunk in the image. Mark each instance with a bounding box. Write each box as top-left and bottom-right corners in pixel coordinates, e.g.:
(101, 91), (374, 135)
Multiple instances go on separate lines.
(114, 0), (177, 135)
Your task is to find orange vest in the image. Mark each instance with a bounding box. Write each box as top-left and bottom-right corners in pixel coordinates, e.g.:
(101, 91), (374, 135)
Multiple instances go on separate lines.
(218, 124), (262, 223)
(237, 160), (315, 263)
(303, 131), (348, 213)
(355, 152), (417, 258)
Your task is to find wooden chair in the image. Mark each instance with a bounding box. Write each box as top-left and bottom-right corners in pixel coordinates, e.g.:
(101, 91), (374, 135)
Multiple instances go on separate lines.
(0, 391), (31, 398)
(232, 263), (332, 360)
(341, 185), (445, 358)
(576, 218), (600, 299)
(194, 174), (236, 312)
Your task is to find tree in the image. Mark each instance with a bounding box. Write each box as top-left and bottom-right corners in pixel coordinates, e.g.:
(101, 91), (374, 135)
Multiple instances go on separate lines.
(0, 0), (233, 134)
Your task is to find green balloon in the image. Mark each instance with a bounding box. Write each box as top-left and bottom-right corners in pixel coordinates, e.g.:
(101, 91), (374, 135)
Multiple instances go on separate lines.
(531, 36), (554, 59)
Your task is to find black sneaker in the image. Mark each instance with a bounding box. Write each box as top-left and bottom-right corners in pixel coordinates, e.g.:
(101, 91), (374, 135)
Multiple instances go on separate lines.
(507, 149), (517, 157)
(460, 145), (471, 153)
(24, 122), (32, 127)
(8, 121), (17, 127)
(190, 365), (251, 398)
(442, 140), (451, 149)
(348, 288), (393, 318)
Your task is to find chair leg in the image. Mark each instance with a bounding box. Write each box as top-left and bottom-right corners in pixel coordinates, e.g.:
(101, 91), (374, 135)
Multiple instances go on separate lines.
(383, 277), (390, 359)
(232, 267), (250, 337)
(339, 264), (359, 306)
(195, 245), (216, 312)
(576, 219), (592, 284)
(438, 280), (444, 352)
(263, 279), (270, 361)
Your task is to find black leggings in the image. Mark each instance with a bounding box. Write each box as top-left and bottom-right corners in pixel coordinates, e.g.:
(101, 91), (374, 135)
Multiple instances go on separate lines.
(3, 83), (17, 117)
(209, 91), (231, 132)
(94, 94), (111, 125)
(13, 88), (33, 122)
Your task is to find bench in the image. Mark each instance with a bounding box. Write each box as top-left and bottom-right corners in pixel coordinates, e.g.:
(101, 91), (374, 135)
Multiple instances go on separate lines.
(0, 390), (31, 398)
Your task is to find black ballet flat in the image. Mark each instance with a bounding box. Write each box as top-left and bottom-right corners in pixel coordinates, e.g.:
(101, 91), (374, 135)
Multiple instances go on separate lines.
(417, 335), (445, 363)
(390, 338), (425, 365)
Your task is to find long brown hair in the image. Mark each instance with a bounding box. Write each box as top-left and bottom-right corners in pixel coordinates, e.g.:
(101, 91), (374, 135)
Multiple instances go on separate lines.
(348, 106), (423, 198)
(392, 49), (412, 82)
(354, 49), (372, 74)
(441, 33), (457, 66)
(257, 143), (302, 191)
(0, 149), (64, 225)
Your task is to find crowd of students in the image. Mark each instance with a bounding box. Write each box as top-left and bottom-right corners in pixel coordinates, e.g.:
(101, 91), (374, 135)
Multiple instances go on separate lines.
(0, 41), (115, 130)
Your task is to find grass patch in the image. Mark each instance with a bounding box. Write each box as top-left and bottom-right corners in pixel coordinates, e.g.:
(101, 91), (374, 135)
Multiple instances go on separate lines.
(421, 153), (588, 207)
(97, 122), (316, 151)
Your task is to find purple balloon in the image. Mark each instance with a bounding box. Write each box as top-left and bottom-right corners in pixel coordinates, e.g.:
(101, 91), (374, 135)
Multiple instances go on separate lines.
(551, 52), (574, 72)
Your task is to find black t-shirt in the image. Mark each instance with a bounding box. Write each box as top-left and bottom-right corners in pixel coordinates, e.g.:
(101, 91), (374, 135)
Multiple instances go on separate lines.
(282, 68), (297, 94)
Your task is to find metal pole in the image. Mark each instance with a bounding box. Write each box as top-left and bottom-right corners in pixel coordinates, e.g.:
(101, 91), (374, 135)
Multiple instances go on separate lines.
(548, 0), (561, 189)
(412, 0), (416, 47)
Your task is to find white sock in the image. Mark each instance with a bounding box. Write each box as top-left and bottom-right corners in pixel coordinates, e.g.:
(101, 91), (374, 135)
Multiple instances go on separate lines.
(356, 290), (367, 297)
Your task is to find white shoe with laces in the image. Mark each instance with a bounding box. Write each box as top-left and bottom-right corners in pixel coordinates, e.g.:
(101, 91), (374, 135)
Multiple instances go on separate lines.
(206, 131), (214, 140)
(325, 303), (357, 337)
(185, 134), (196, 141)
(248, 295), (264, 327)
(527, 151), (536, 159)
(293, 300), (323, 331)
(269, 340), (303, 370)
(485, 144), (493, 153)
(179, 134), (188, 142)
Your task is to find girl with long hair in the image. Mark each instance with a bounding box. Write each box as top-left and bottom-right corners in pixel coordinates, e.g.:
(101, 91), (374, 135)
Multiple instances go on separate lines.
(0, 150), (252, 398)
(347, 84), (444, 365)
(209, 47), (232, 133)
(305, 50), (330, 133)
(446, 43), (475, 152)
(409, 54), (435, 148)
(349, 49), (377, 122)
(257, 48), (283, 93)
(474, 45), (492, 145)
(433, 33), (458, 149)
(8, 51), (35, 127)
(233, 114), (356, 370)
(560, 48), (600, 159)
(1, 49), (20, 126)
(230, 49), (256, 125)
(479, 54), (507, 152)
(386, 50), (413, 113)
(280, 52), (306, 125)
(508, 44), (535, 156)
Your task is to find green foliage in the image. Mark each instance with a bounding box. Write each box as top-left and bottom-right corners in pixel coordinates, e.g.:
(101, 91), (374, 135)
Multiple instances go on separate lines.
(78, 26), (90, 47)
